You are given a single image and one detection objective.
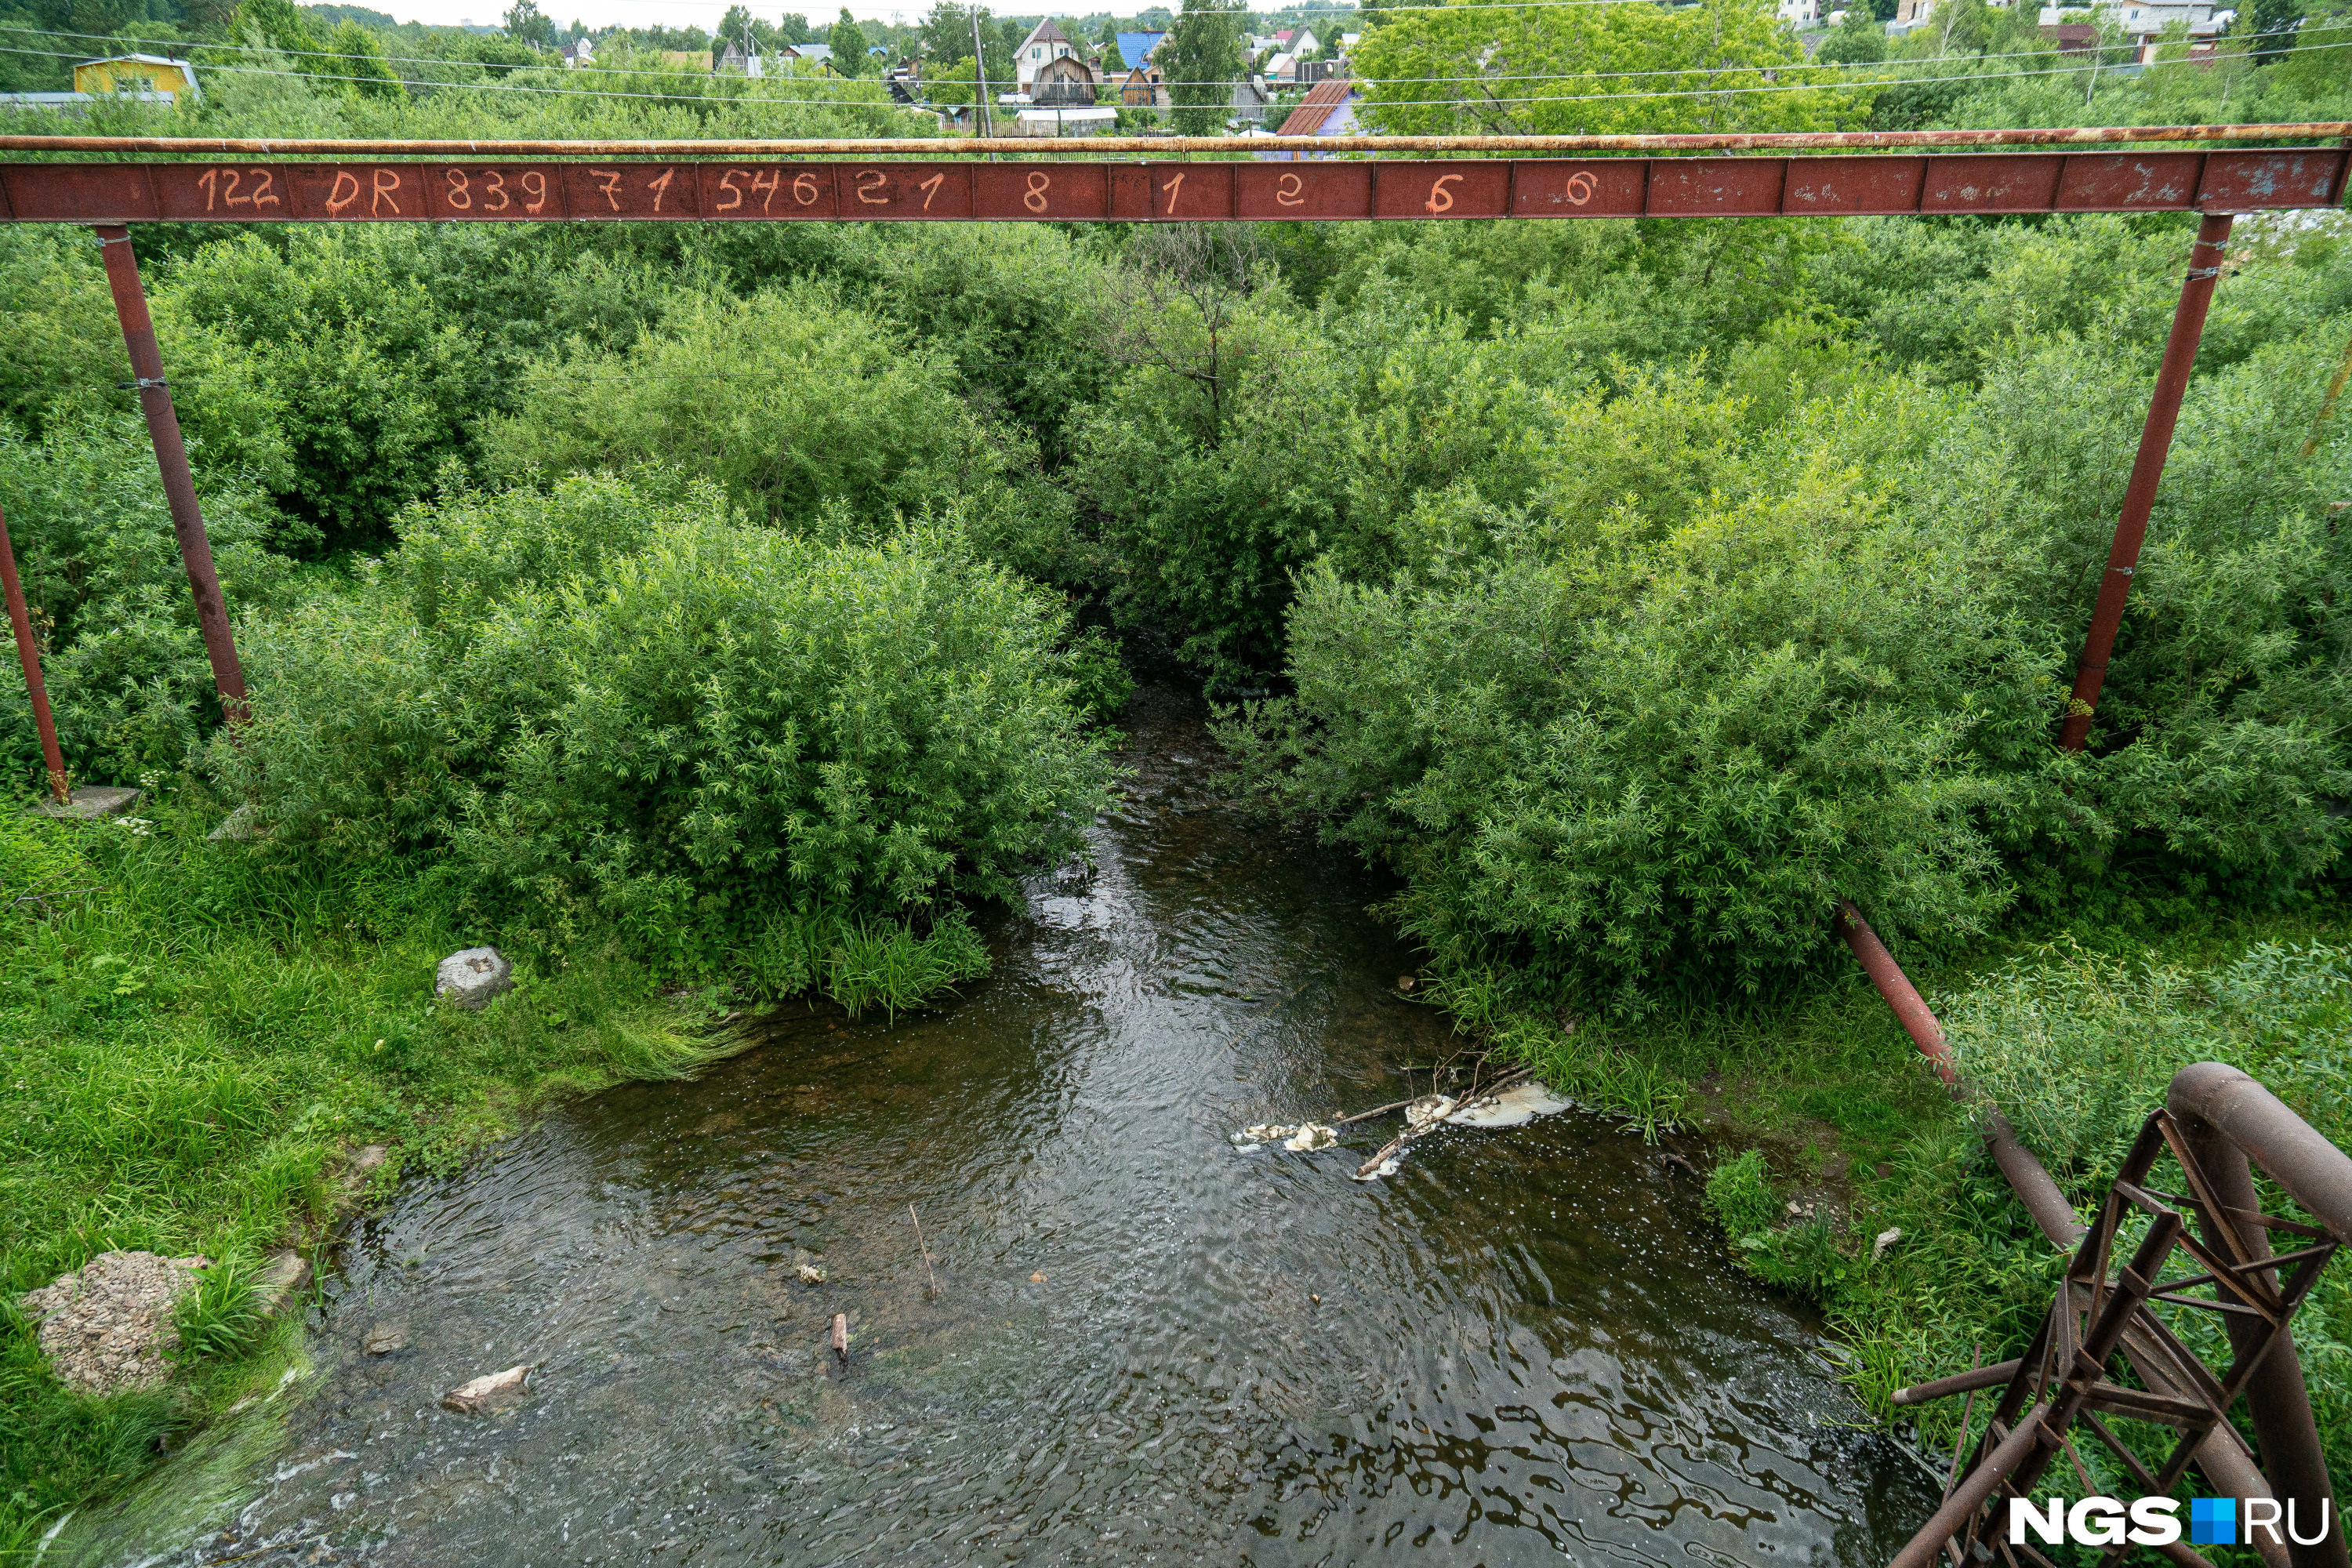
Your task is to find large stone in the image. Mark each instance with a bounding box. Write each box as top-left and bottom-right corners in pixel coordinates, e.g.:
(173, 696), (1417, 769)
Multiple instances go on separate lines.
(256, 1249), (311, 1315)
(434, 946), (513, 1010)
(31, 785), (142, 822)
(207, 802), (261, 842)
(19, 1250), (207, 1396)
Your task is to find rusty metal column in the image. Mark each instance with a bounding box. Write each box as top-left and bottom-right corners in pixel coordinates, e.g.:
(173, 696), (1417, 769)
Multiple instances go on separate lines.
(2058, 211), (2234, 750)
(2172, 1065), (2350, 1568)
(0, 502), (68, 803)
(92, 224), (248, 725)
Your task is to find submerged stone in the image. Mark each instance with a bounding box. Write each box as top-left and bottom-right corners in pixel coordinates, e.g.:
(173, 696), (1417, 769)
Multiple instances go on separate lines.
(441, 1364), (531, 1414)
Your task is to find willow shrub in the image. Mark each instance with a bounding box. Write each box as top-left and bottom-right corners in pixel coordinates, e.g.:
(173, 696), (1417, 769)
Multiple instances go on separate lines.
(209, 475), (1116, 980)
(1226, 441), (2056, 1015)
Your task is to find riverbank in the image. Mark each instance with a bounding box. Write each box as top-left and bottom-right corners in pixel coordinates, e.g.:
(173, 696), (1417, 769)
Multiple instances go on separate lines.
(0, 789), (745, 1554)
(1481, 902), (2352, 1522)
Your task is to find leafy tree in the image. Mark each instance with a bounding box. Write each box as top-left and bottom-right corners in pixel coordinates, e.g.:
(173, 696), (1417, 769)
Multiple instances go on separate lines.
(1814, 8), (1889, 63)
(1159, 0), (1245, 135)
(1356, 0), (1871, 135)
(919, 0), (984, 62)
(323, 18), (403, 96)
(503, 0), (554, 48)
(2252, 0), (2305, 55)
(227, 0), (318, 53)
(829, 5), (870, 73)
(777, 10), (812, 44)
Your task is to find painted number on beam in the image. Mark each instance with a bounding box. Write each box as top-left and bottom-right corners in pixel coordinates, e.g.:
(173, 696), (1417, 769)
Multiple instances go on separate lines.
(195, 166), (281, 212)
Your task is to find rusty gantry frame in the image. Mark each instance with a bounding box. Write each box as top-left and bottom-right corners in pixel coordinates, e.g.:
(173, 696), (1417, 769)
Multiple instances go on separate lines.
(2, 127), (2349, 1559)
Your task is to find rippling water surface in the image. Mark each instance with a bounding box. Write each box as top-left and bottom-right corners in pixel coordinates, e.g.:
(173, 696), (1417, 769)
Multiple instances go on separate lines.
(90, 689), (1935, 1566)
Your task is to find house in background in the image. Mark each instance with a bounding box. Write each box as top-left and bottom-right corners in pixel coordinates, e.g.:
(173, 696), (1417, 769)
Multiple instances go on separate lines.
(558, 36), (594, 66)
(1120, 64), (1169, 107)
(1014, 18), (1080, 89)
(1263, 75), (1359, 156)
(73, 54), (201, 100)
(1031, 53), (1100, 106)
(1114, 30), (1167, 70)
(1229, 72), (1272, 124)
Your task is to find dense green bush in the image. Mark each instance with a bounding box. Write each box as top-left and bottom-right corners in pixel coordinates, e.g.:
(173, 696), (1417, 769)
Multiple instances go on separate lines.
(1228, 388), (2056, 1011)
(209, 476), (1116, 967)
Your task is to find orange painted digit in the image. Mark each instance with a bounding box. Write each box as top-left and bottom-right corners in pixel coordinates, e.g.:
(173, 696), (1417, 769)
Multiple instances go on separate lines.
(445, 168), (472, 210)
(753, 169), (782, 211)
(198, 167), (220, 212)
(717, 169), (747, 212)
(483, 170), (510, 212)
(1425, 173), (1461, 213)
(1023, 170), (1051, 213)
(1276, 172), (1305, 208)
(793, 170), (820, 205)
(855, 170), (888, 205)
(249, 168), (280, 208)
(919, 172), (945, 210)
(1161, 172), (1185, 215)
(521, 171), (547, 212)
(1564, 172), (1597, 206)
(591, 169), (622, 210)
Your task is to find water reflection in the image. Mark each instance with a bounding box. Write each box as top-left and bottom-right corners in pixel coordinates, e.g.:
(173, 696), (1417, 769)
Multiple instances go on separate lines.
(94, 688), (1935, 1566)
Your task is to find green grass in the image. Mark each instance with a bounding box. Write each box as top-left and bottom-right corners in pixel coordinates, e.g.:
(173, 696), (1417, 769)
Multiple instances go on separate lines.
(0, 785), (743, 1553)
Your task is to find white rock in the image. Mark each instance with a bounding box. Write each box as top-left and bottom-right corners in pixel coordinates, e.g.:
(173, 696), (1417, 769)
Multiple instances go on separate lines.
(1872, 1226), (1904, 1261)
(441, 1363), (530, 1414)
(434, 947), (513, 1010)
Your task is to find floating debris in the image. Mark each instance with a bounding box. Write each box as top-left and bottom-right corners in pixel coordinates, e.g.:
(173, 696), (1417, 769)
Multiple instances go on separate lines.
(1872, 1226), (1904, 1261)
(1284, 1123), (1337, 1151)
(1403, 1094), (1457, 1131)
(1446, 1083), (1573, 1128)
(1244, 1123), (1295, 1142)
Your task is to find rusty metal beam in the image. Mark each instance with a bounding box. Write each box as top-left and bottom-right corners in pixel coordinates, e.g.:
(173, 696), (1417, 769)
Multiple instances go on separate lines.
(1, 122), (2347, 158)
(1, 148), (2345, 227)
(0, 501), (67, 804)
(1889, 1409), (2050, 1568)
(93, 227), (247, 725)
(2058, 212), (2237, 750)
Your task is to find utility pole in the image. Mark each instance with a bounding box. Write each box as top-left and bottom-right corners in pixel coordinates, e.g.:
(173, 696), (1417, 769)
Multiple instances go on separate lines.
(969, 3), (994, 144)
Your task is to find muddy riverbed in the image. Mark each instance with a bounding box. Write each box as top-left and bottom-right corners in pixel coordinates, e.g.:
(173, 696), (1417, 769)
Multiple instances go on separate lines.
(75, 690), (1936, 1566)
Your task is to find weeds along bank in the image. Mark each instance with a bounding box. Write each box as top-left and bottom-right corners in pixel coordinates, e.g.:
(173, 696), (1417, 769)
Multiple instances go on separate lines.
(2, 151), (2352, 1550)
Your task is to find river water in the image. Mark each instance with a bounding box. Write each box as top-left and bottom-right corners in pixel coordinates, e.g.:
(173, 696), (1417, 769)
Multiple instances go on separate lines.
(90, 689), (1936, 1566)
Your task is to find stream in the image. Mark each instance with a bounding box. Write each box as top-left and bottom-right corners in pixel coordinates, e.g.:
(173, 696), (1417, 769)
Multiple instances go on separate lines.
(82, 688), (1937, 1566)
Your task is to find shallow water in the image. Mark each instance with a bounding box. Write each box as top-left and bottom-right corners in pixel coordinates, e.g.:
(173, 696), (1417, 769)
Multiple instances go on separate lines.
(92, 689), (1936, 1566)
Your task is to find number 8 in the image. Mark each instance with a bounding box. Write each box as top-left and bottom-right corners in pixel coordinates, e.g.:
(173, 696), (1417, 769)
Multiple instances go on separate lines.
(1024, 170), (1051, 214)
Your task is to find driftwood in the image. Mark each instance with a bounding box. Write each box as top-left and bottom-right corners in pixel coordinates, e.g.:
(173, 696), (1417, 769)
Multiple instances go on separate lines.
(1347, 1065), (1539, 1179)
(830, 1312), (848, 1361)
(907, 1204), (939, 1298)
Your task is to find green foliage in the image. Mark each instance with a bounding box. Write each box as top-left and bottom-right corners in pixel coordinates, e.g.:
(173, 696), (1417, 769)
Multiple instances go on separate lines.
(1356, 0), (1871, 135)
(1704, 1148), (1782, 1238)
(209, 477), (1116, 966)
(1158, 0), (1246, 134)
(169, 1254), (267, 1364)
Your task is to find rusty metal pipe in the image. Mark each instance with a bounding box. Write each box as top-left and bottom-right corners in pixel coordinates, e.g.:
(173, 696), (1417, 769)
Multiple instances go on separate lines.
(2058, 212), (2235, 750)
(1891, 1359), (2024, 1407)
(92, 225), (247, 726)
(2174, 1088), (2347, 1568)
(2172, 1062), (2352, 1244)
(1888, 1408), (2049, 1568)
(0, 501), (67, 803)
(0, 122), (2346, 158)
(1838, 901), (2287, 1563)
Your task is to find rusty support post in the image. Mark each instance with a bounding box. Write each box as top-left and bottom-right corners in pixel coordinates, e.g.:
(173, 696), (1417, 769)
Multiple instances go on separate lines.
(0, 502), (67, 803)
(93, 225), (247, 725)
(1838, 900), (2288, 1563)
(2172, 1064), (2351, 1568)
(2058, 211), (2234, 751)
(1887, 1408), (2049, 1568)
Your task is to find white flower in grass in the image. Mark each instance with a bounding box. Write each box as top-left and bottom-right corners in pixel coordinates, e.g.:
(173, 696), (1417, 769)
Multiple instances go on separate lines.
(114, 816), (154, 837)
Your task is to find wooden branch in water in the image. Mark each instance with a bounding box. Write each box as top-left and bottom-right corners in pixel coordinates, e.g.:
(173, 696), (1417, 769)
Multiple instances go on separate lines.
(831, 1312), (848, 1361)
